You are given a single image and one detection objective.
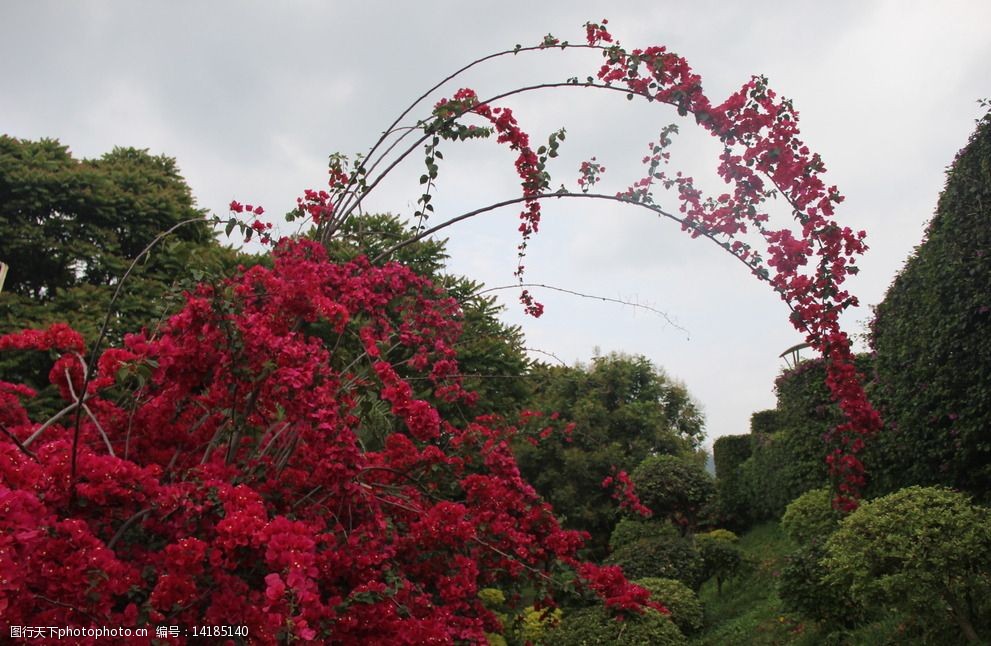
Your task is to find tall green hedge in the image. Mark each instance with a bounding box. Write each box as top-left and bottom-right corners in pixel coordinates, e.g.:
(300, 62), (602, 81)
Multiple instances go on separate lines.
(712, 435), (752, 527)
(714, 354), (875, 526)
(869, 111), (991, 500)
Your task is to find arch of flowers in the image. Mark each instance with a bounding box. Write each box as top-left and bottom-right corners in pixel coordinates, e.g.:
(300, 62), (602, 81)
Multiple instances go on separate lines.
(0, 20), (880, 643)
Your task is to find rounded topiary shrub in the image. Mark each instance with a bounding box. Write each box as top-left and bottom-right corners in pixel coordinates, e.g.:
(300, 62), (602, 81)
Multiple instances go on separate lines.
(824, 486), (991, 643)
(549, 606), (687, 645)
(781, 487), (839, 546)
(605, 536), (706, 590)
(609, 518), (679, 551)
(632, 454), (715, 530)
(778, 543), (866, 628)
(634, 577), (703, 635)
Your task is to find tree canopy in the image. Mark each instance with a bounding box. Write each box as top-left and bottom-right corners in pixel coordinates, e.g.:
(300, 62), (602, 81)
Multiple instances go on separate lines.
(0, 137), (248, 416)
(513, 353), (705, 557)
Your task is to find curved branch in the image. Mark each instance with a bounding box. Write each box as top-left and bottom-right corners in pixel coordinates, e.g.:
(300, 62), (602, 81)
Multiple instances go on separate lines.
(523, 347), (569, 366)
(333, 43), (606, 220)
(333, 81), (637, 230)
(371, 191), (814, 338)
(70, 217), (207, 497)
(479, 282), (687, 332)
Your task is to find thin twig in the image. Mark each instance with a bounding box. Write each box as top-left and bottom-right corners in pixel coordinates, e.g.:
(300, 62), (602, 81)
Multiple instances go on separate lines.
(479, 282), (686, 332)
(70, 217), (206, 498)
(22, 400), (78, 447)
(107, 508), (152, 550)
(64, 367), (115, 457)
(523, 347), (569, 367)
(0, 422), (38, 461)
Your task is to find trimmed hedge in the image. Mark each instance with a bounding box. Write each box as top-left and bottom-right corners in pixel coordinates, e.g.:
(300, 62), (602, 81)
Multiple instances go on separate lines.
(869, 111), (991, 500)
(714, 355), (872, 527)
(605, 536), (706, 590)
(780, 487), (839, 547)
(549, 606), (687, 645)
(712, 435), (752, 528)
(749, 409), (781, 435)
(634, 577), (704, 635)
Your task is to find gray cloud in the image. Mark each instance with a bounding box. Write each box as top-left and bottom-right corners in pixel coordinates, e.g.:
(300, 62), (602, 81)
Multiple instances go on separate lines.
(2, 0), (988, 448)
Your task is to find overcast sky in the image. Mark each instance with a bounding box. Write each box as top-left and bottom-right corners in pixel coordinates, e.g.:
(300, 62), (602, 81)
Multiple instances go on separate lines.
(2, 1), (988, 449)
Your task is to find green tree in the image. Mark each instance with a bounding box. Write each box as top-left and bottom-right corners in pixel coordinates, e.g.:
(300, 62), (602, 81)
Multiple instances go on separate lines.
(696, 529), (743, 595)
(514, 353), (705, 557)
(823, 486), (991, 644)
(0, 137), (247, 416)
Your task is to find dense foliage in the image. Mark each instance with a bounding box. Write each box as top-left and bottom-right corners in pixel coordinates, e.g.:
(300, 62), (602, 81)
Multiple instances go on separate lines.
(631, 453), (714, 533)
(514, 353), (704, 556)
(714, 356), (870, 527)
(823, 486), (991, 643)
(634, 577), (704, 635)
(0, 137), (246, 417)
(779, 486), (838, 546)
(548, 605), (687, 645)
(777, 542), (865, 630)
(608, 518), (678, 552)
(869, 112), (991, 500)
(605, 536), (706, 590)
(0, 240), (657, 642)
(319, 213), (532, 437)
(711, 434), (752, 528)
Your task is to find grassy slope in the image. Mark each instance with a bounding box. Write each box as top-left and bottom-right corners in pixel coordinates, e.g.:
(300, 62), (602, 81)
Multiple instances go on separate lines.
(690, 523), (910, 646)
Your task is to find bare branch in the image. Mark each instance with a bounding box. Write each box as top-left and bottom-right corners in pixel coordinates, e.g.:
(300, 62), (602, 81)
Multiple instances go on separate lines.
(479, 283), (687, 332)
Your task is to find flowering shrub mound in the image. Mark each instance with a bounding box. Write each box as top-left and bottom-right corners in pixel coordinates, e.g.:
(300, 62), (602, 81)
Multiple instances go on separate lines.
(0, 239), (656, 643)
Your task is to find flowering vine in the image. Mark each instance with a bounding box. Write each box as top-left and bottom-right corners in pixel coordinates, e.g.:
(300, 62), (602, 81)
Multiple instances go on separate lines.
(354, 19), (880, 508)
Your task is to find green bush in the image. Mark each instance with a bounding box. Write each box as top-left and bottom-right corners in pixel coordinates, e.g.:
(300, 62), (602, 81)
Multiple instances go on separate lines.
(634, 577), (703, 635)
(701, 528), (738, 543)
(780, 487), (839, 547)
(778, 542), (866, 628)
(605, 536), (706, 590)
(869, 112), (991, 500)
(512, 605), (561, 645)
(549, 606), (687, 645)
(632, 454), (715, 531)
(823, 486), (991, 643)
(609, 518), (678, 552)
